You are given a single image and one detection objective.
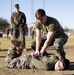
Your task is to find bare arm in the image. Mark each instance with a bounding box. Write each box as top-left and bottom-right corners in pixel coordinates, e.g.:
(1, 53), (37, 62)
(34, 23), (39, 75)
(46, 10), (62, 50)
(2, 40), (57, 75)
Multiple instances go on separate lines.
(35, 29), (41, 55)
(40, 31), (56, 54)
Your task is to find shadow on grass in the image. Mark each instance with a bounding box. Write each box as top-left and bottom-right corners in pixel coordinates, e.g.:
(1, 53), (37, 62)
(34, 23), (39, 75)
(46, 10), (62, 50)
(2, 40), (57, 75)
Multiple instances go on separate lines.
(47, 45), (74, 50)
(0, 49), (7, 58)
(0, 49), (8, 51)
(0, 56), (6, 58)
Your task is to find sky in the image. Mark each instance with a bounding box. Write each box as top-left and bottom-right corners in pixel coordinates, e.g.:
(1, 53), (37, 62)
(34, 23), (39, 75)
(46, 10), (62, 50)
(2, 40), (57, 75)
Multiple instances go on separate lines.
(0, 0), (74, 29)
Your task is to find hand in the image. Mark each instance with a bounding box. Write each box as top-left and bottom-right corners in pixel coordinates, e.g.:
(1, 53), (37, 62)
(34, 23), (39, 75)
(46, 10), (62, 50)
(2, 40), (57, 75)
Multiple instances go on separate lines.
(34, 50), (40, 56)
(40, 50), (44, 56)
(31, 52), (35, 56)
(31, 52), (40, 57)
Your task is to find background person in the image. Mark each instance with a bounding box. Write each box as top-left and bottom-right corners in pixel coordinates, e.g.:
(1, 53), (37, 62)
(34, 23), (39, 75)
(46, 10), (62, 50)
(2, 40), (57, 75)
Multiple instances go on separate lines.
(10, 4), (27, 49)
(31, 27), (35, 39)
(30, 9), (68, 59)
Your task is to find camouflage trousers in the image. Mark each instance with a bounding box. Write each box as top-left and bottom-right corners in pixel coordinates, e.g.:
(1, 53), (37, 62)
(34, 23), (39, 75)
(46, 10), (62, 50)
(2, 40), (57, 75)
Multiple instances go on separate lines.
(5, 47), (32, 69)
(13, 26), (25, 48)
(30, 33), (68, 59)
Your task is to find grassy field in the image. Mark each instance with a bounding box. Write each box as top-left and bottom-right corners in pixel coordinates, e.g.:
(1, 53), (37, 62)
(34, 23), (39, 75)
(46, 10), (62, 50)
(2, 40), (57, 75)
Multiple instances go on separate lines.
(0, 35), (74, 75)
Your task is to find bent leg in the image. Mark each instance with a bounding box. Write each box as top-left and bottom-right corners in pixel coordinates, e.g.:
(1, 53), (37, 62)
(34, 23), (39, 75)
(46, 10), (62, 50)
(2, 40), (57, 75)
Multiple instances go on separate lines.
(19, 27), (25, 48)
(53, 37), (68, 59)
(30, 38), (46, 51)
(30, 38), (49, 55)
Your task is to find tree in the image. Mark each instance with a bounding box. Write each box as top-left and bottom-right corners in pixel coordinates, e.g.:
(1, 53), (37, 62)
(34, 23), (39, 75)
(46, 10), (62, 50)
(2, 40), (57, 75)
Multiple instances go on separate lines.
(64, 26), (69, 32)
(0, 18), (10, 32)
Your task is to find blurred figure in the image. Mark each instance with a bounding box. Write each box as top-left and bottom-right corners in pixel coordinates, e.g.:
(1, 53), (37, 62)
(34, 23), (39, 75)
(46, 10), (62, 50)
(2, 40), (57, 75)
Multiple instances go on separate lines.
(31, 27), (35, 39)
(10, 4), (27, 49)
(5, 28), (10, 39)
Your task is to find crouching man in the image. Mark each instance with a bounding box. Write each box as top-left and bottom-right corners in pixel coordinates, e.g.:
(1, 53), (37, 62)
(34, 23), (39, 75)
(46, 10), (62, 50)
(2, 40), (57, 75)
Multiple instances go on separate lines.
(5, 39), (70, 71)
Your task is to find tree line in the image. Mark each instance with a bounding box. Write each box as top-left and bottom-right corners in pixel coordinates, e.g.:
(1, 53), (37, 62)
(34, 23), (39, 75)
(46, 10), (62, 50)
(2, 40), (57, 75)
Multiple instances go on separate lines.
(0, 18), (10, 33)
(0, 17), (73, 33)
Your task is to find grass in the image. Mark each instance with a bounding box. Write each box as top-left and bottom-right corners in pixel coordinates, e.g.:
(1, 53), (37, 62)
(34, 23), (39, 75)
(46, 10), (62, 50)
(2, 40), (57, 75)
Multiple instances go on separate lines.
(0, 35), (74, 49)
(0, 37), (32, 50)
(65, 35), (74, 45)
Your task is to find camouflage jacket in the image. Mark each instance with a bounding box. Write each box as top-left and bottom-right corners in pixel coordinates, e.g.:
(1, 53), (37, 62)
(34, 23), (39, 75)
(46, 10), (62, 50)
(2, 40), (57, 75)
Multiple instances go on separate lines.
(10, 11), (26, 28)
(5, 48), (59, 70)
(5, 47), (32, 69)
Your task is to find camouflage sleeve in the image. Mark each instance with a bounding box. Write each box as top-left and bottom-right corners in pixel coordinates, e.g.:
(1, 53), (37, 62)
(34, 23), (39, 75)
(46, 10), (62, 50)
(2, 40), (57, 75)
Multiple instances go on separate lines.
(5, 49), (32, 69)
(5, 47), (21, 68)
(6, 57), (21, 68)
(10, 13), (16, 27)
(5, 47), (15, 67)
(20, 54), (32, 69)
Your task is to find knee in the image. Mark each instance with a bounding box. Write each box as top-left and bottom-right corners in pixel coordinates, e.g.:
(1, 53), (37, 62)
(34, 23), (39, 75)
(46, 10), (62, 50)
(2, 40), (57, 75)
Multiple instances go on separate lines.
(30, 40), (36, 50)
(53, 43), (62, 50)
(30, 40), (36, 46)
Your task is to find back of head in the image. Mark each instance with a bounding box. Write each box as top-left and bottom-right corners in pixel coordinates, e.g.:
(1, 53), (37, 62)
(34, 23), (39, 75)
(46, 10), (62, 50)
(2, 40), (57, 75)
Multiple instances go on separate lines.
(35, 9), (46, 19)
(61, 59), (70, 70)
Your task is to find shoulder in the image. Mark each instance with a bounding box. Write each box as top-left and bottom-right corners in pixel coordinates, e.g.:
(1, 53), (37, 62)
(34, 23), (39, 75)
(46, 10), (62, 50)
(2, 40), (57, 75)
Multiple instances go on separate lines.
(47, 16), (59, 24)
(35, 20), (42, 30)
(12, 12), (16, 15)
(20, 11), (25, 16)
(35, 20), (40, 27)
(48, 16), (58, 21)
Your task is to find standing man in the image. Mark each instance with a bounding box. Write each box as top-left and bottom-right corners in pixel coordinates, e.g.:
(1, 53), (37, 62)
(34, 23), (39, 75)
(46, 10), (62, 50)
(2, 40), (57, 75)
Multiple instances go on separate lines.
(30, 9), (68, 59)
(10, 4), (27, 49)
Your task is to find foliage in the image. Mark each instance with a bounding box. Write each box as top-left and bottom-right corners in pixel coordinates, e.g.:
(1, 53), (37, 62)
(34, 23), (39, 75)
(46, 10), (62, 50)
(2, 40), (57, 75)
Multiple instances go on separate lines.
(64, 26), (70, 32)
(0, 17), (10, 32)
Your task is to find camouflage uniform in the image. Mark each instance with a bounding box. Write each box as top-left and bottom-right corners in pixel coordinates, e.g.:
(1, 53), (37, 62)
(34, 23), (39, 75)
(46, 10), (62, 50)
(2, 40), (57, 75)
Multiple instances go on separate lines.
(10, 11), (27, 48)
(30, 16), (68, 59)
(5, 47), (59, 70)
(5, 47), (32, 68)
(30, 54), (59, 70)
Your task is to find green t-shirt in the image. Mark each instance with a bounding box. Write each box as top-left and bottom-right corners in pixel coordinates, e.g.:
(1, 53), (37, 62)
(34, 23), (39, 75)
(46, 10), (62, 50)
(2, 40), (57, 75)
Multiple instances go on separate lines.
(35, 16), (64, 38)
(30, 54), (59, 70)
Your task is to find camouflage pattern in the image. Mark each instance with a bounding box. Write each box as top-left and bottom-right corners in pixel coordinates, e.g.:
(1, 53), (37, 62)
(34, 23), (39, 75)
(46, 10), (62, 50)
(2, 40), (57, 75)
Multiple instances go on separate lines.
(5, 47), (59, 70)
(10, 11), (27, 47)
(5, 47), (32, 69)
(30, 33), (68, 59)
(10, 11), (26, 27)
